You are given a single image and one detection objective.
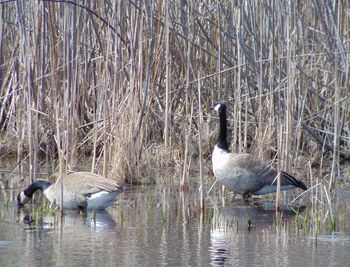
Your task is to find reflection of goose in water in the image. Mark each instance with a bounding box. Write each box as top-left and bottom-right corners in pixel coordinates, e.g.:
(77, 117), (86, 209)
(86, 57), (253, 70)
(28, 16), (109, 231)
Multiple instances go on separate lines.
(16, 209), (121, 266)
(209, 225), (229, 267)
(20, 209), (117, 231)
(63, 210), (118, 230)
(219, 200), (304, 227)
(210, 200), (304, 266)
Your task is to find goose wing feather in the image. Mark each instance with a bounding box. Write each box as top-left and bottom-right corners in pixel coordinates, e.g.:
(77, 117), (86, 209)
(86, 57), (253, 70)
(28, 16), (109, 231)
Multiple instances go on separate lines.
(226, 154), (306, 191)
(224, 153), (278, 192)
(65, 172), (124, 194)
(50, 172), (124, 195)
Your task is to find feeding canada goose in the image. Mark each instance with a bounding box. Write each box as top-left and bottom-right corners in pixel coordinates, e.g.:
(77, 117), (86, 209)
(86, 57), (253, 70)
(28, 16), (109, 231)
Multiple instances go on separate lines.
(210, 101), (307, 198)
(17, 172), (125, 210)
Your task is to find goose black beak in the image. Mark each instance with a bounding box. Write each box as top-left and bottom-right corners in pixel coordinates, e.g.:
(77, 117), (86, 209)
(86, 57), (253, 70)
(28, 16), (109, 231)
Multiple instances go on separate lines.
(209, 103), (217, 110)
(210, 101), (224, 111)
(16, 193), (23, 207)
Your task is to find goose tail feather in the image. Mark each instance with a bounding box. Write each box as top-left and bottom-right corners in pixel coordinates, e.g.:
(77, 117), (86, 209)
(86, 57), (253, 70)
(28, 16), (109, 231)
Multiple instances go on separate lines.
(280, 171), (307, 190)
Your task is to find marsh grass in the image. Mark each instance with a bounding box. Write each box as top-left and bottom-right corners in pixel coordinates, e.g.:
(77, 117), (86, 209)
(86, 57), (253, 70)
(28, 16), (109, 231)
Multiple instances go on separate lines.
(213, 203), (345, 237)
(39, 198), (57, 216)
(2, 193), (9, 209)
(291, 182), (349, 235)
(91, 208), (97, 225)
(0, 1), (349, 212)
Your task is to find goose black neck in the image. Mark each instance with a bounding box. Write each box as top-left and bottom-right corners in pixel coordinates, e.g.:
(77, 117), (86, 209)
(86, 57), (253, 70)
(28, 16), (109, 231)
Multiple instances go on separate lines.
(23, 180), (52, 198)
(217, 108), (229, 151)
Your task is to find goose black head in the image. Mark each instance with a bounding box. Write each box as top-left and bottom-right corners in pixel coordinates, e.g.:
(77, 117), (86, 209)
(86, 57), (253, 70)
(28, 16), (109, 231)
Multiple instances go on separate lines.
(17, 191), (29, 207)
(210, 101), (227, 115)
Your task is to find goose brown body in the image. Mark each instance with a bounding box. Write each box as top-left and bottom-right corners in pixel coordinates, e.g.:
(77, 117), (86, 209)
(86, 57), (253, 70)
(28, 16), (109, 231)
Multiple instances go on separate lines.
(17, 172), (124, 210)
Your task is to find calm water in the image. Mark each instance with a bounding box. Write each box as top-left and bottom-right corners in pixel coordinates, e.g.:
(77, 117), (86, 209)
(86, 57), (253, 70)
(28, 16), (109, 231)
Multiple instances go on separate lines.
(1, 175), (350, 266)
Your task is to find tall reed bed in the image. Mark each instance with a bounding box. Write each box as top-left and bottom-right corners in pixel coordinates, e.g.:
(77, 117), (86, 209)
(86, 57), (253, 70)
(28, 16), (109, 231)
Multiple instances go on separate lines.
(0, 1), (348, 190)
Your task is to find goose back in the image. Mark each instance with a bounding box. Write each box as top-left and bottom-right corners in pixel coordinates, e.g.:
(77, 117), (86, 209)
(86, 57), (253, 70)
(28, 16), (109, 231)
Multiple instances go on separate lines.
(45, 172), (124, 210)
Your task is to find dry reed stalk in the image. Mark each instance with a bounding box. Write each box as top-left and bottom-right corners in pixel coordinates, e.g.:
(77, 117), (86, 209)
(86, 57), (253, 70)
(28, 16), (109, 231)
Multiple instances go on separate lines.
(275, 173), (281, 211)
(0, 0), (348, 188)
(54, 101), (64, 214)
(328, 5), (342, 190)
(216, 1), (222, 99)
(198, 75), (204, 211)
(268, 0), (276, 163)
(257, 3), (264, 158)
(91, 118), (98, 173)
(323, 185), (334, 225)
(16, 0), (35, 183)
(284, 8), (292, 172)
(180, 100), (194, 191)
(235, 4), (243, 152)
(164, 0), (170, 150)
(103, 94), (110, 178)
(16, 69), (26, 181)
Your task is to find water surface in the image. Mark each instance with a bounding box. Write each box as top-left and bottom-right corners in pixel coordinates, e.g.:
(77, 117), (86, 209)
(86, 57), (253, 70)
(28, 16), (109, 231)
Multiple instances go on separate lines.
(1, 177), (350, 266)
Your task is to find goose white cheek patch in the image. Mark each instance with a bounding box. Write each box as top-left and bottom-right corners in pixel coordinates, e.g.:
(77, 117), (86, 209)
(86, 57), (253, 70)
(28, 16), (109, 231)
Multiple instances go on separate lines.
(214, 104), (221, 111)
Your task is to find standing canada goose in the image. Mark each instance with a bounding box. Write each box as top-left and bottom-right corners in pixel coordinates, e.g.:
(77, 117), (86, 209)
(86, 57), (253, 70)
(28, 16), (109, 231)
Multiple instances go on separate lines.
(17, 172), (125, 210)
(210, 101), (307, 198)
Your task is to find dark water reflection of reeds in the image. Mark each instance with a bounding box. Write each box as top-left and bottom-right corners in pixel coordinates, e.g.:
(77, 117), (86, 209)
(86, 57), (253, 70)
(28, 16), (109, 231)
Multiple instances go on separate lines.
(1, 180), (350, 267)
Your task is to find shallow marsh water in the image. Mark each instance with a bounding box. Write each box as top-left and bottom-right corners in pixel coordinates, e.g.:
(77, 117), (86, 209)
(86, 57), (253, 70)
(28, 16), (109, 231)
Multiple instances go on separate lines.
(1, 171), (350, 266)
